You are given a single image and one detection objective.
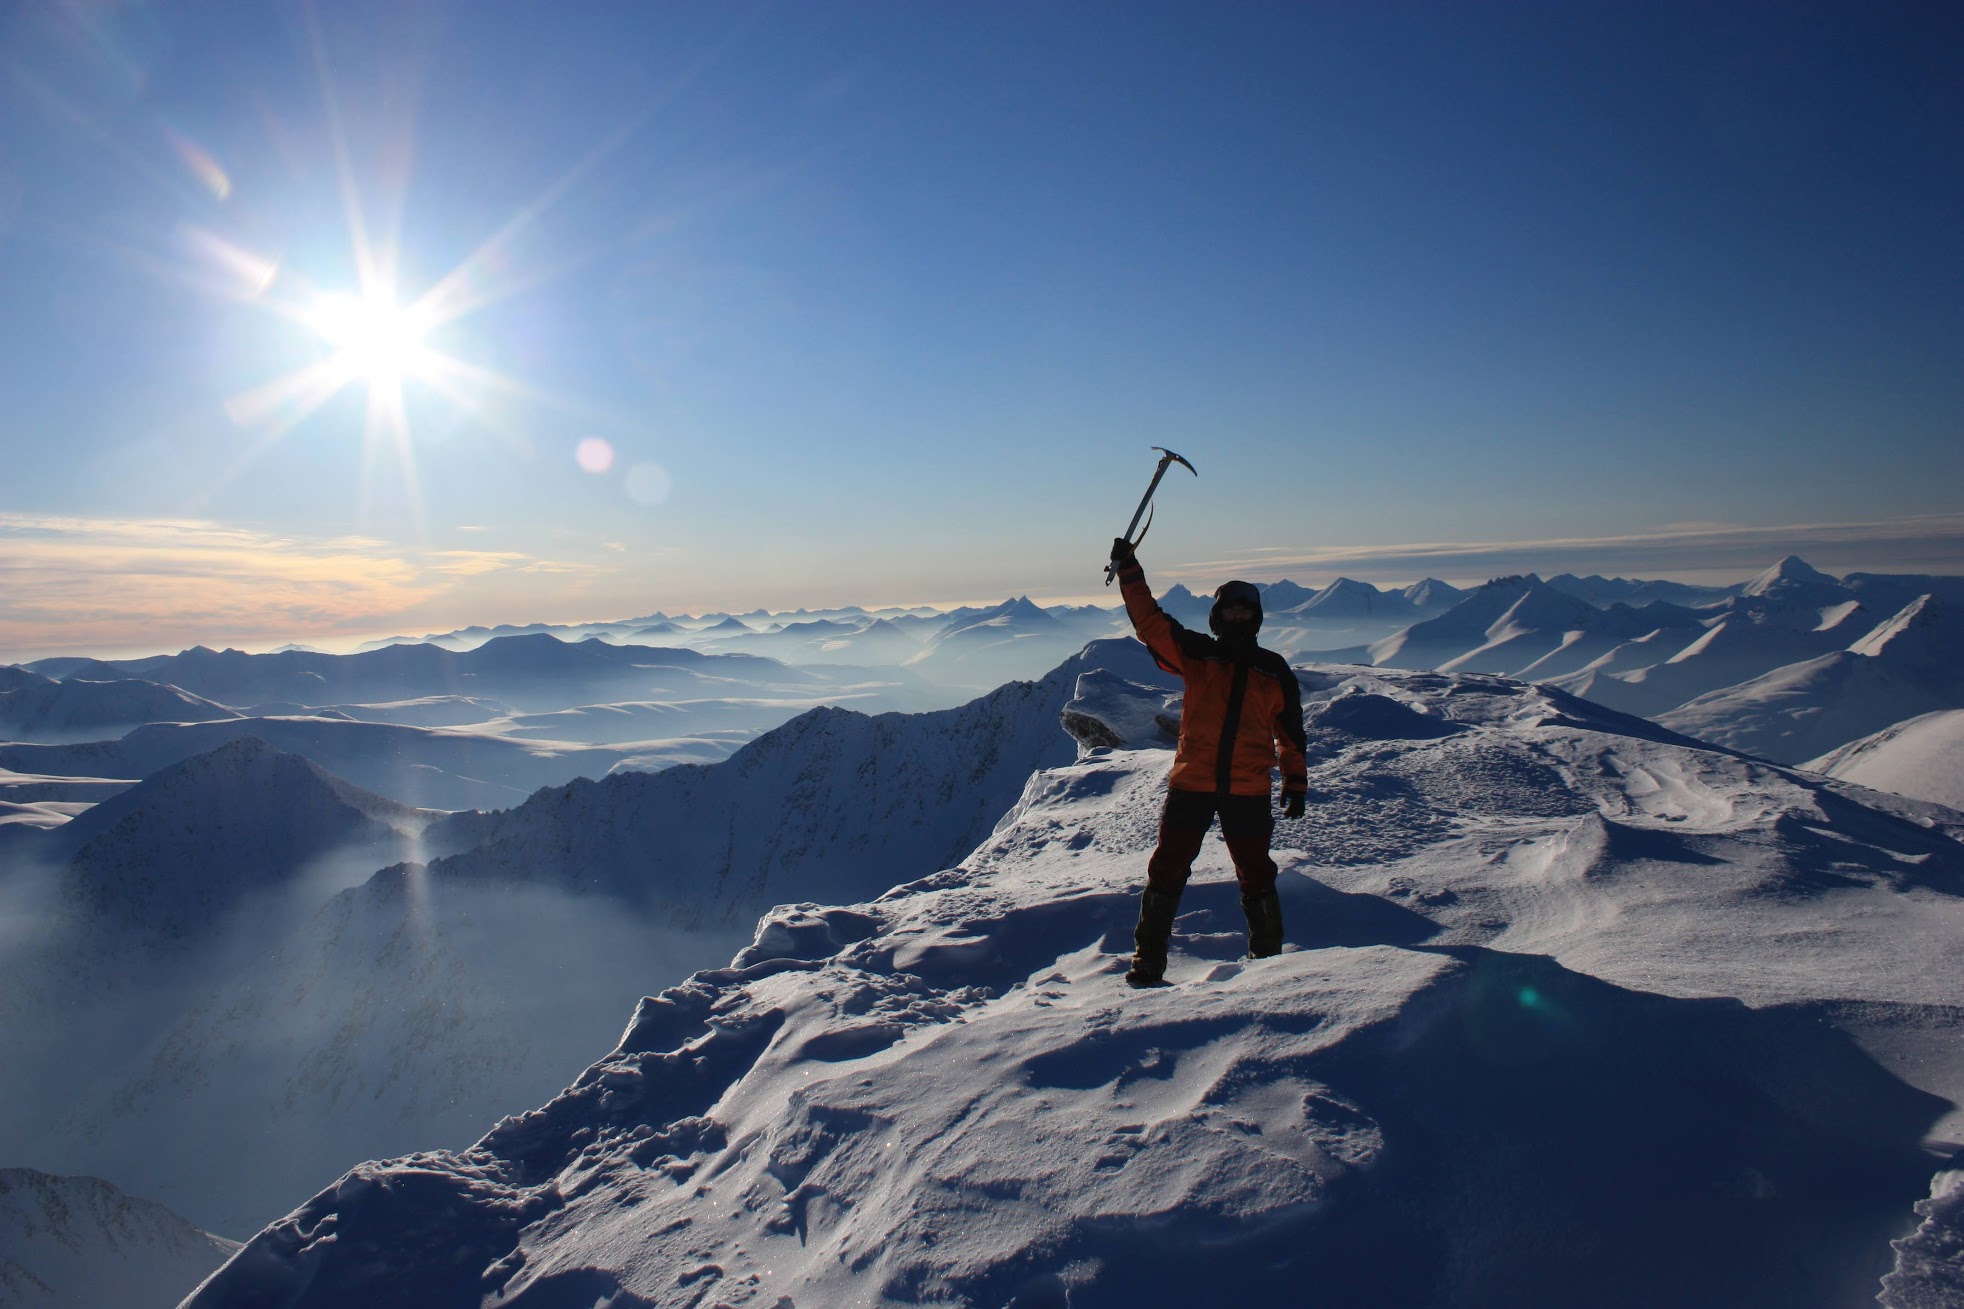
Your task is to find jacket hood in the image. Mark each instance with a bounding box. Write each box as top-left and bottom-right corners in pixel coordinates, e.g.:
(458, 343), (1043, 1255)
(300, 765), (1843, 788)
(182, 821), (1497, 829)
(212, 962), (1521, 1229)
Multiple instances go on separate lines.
(1209, 580), (1263, 637)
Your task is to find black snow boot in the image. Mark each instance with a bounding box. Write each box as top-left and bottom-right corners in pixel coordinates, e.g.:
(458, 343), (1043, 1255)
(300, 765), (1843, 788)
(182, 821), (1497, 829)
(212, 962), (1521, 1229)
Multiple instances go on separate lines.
(1243, 890), (1284, 959)
(1126, 888), (1182, 987)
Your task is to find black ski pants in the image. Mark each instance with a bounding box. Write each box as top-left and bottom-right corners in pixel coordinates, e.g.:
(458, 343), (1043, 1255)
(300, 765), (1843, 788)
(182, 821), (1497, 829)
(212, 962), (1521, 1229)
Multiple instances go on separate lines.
(1145, 787), (1278, 897)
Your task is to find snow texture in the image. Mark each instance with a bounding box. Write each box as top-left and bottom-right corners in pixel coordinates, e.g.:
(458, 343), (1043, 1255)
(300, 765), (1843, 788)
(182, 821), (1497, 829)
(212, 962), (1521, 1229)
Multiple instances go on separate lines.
(181, 664), (1964, 1309)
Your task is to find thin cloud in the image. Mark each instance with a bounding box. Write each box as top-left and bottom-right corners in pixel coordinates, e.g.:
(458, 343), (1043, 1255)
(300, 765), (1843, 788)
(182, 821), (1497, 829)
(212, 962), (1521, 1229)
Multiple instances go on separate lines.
(0, 514), (605, 659)
(429, 550), (532, 576)
(1164, 514), (1964, 586)
(518, 559), (609, 576)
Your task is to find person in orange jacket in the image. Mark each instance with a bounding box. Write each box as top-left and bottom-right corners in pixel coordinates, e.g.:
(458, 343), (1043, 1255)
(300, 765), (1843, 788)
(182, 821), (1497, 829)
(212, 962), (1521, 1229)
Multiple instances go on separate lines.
(1110, 537), (1308, 986)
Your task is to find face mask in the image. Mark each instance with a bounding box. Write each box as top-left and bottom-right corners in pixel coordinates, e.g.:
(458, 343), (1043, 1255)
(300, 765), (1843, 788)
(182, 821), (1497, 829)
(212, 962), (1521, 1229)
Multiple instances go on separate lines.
(1213, 616), (1260, 645)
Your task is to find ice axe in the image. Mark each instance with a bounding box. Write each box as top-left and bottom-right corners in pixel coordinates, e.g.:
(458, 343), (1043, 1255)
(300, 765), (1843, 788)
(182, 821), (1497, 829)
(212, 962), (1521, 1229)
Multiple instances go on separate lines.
(1105, 446), (1197, 585)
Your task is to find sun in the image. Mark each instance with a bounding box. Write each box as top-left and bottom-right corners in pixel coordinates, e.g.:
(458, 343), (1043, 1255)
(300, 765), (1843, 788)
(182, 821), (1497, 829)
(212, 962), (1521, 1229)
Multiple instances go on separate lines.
(303, 289), (434, 385)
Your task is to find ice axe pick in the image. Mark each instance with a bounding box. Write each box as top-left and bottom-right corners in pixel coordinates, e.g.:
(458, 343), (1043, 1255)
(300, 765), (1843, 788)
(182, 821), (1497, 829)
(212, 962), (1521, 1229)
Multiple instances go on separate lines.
(1105, 446), (1197, 585)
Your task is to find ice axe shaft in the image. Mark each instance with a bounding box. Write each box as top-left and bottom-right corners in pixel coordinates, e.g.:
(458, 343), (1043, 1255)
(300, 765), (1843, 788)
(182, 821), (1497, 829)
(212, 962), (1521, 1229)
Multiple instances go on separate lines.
(1106, 446), (1197, 585)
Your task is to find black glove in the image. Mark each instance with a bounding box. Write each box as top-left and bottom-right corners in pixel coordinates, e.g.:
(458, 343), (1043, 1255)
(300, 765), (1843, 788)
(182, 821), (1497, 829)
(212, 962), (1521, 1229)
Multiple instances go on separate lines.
(1110, 537), (1137, 567)
(1280, 791), (1305, 820)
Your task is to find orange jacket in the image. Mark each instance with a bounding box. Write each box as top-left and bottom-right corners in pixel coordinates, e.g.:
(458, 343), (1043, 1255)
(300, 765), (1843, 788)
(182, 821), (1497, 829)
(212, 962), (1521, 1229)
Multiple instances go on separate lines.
(1117, 561), (1308, 799)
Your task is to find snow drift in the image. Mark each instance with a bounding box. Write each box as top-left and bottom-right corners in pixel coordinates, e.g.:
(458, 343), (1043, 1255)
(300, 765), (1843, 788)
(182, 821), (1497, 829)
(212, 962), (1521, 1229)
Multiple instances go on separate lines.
(182, 665), (1964, 1309)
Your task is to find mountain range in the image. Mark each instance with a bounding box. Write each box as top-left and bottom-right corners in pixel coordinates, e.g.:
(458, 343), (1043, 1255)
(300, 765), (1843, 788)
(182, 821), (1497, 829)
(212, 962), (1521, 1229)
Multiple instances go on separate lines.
(3, 553), (1962, 1299)
(0, 640), (1174, 1236)
(174, 659), (1964, 1308)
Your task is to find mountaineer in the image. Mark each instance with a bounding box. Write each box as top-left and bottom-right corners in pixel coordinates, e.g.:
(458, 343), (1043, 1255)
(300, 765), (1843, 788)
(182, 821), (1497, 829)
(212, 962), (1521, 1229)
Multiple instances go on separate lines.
(1109, 537), (1308, 986)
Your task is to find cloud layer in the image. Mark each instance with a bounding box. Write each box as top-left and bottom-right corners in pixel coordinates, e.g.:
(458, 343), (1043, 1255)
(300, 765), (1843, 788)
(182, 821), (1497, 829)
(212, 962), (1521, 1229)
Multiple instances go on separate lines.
(0, 514), (602, 659)
(1162, 514), (1964, 588)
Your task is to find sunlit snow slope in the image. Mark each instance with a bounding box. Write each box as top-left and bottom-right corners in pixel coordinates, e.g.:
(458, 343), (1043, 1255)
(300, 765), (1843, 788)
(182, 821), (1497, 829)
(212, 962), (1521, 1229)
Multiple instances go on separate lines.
(184, 667), (1964, 1309)
(1807, 709), (1964, 813)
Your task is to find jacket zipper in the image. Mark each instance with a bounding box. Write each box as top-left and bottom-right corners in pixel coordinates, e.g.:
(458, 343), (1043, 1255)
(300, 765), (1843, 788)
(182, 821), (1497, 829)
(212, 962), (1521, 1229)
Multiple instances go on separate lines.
(1215, 658), (1249, 797)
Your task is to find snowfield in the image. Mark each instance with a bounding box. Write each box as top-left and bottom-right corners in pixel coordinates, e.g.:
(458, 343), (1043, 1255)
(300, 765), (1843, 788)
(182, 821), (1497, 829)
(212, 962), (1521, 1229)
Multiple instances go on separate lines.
(1808, 709), (1964, 814)
(180, 665), (1964, 1309)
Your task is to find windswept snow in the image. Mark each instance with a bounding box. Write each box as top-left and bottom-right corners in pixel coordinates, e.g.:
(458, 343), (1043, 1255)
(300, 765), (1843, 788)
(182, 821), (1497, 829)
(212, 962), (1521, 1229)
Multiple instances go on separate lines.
(181, 664), (1964, 1309)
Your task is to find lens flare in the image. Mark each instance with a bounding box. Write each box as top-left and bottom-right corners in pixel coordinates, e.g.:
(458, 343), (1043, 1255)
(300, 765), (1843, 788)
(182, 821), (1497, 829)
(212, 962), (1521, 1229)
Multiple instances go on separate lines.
(625, 462), (672, 505)
(575, 438), (615, 474)
(163, 126), (232, 201)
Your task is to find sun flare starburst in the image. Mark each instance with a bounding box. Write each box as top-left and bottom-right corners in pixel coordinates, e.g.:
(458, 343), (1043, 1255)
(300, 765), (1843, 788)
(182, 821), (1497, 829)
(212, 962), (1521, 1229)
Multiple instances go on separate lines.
(303, 290), (435, 385)
(211, 2), (651, 535)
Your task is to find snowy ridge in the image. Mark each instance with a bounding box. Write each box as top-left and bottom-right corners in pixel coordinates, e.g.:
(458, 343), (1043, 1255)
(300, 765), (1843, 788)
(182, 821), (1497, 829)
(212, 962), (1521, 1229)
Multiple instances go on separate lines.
(1546, 560), (1886, 720)
(0, 644), (1144, 1236)
(54, 737), (432, 943)
(1740, 553), (1847, 603)
(1286, 577), (1415, 621)
(1543, 572), (1737, 608)
(1655, 596), (1964, 764)
(900, 600), (1123, 690)
(0, 1168), (238, 1309)
(1807, 709), (1964, 812)
(0, 669), (238, 744)
(0, 715), (639, 811)
(26, 634), (833, 714)
(184, 666), (1964, 1309)
(413, 642), (1145, 922)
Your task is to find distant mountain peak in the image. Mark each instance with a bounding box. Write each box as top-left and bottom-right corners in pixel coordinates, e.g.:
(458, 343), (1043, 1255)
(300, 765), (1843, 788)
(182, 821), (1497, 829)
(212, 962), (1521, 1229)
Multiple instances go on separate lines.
(966, 595), (1054, 625)
(1402, 578), (1464, 609)
(1849, 593), (1962, 669)
(60, 738), (425, 940)
(1742, 555), (1839, 598)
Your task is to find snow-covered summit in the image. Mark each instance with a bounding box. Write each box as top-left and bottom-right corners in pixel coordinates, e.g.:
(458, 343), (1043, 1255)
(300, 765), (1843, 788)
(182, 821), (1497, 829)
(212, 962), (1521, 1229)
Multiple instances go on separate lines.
(1370, 574), (1635, 675)
(1741, 553), (1844, 602)
(1848, 593), (1964, 671)
(1253, 578), (1318, 610)
(902, 599), (1122, 688)
(411, 642), (1146, 924)
(1291, 577), (1414, 621)
(57, 737), (433, 942)
(183, 664), (1964, 1309)
(1401, 577), (1464, 609)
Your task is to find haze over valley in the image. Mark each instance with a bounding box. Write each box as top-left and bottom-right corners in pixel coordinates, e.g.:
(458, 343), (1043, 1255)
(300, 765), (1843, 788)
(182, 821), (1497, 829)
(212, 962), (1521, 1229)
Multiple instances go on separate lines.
(4, 1), (1959, 1303)
(4, 553), (1963, 1305)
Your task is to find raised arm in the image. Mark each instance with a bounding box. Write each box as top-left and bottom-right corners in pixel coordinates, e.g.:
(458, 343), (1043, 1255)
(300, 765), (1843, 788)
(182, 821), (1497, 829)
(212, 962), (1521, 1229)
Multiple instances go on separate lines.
(1110, 539), (1184, 676)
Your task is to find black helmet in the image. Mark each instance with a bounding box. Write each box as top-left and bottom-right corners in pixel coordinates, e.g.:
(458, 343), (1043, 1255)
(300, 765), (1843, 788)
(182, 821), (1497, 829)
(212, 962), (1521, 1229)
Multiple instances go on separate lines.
(1209, 580), (1263, 637)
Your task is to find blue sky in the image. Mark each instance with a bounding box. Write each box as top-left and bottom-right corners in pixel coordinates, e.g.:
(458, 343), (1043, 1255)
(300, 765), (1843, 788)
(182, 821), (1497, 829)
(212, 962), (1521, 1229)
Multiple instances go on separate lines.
(1, 1), (1959, 655)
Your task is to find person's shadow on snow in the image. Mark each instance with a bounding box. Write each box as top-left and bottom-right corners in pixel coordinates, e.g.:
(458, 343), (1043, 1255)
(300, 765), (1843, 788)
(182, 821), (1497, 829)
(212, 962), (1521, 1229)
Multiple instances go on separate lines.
(1172, 869), (1441, 961)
